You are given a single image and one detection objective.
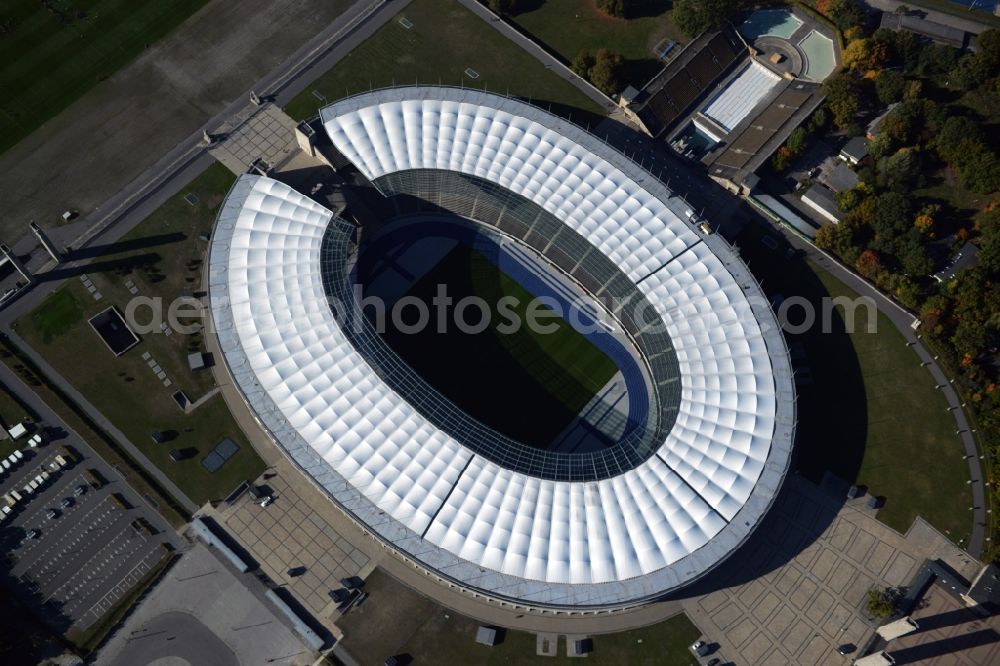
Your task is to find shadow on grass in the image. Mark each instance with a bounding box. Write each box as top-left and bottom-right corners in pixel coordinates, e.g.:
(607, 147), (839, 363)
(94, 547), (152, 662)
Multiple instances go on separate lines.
(515, 98), (608, 131)
(40, 253), (164, 282)
(671, 219), (870, 596)
(623, 0), (672, 19)
(623, 58), (667, 89)
(68, 233), (186, 261)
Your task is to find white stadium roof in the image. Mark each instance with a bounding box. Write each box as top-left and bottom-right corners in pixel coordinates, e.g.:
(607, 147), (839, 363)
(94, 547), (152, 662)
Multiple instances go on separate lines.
(209, 87), (794, 607)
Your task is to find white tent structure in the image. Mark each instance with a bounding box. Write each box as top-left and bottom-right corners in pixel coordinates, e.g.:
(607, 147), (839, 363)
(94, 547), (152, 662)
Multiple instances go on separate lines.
(209, 87), (794, 609)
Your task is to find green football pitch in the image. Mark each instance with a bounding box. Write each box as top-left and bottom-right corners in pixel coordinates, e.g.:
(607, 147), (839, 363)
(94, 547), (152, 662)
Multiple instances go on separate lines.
(379, 244), (619, 448)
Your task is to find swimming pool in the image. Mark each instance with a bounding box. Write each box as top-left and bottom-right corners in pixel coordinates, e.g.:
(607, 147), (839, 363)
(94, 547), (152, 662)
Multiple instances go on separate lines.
(799, 30), (837, 82)
(739, 8), (804, 41)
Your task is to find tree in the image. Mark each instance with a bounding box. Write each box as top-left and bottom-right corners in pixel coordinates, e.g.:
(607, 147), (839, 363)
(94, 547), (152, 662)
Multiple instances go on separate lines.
(867, 588), (898, 619)
(979, 28), (1000, 70)
(880, 102), (920, 145)
(836, 189), (862, 212)
(871, 191), (912, 252)
(902, 78), (923, 101)
(892, 31), (922, 73)
(958, 142), (1000, 194)
(916, 44), (959, 79)
(597, 0), (627, 18)
(807, 107), (829, 133)
(877, 148), (922, 192)
(855, 249), (883, 279)
(977, 207), (1000, 273)
(874, 70), (906, 105)
(823, 74), (864, 134)
(888, 273), (921, 308)
(825, 0), (865, 32)
(786, 127), (809, 155)
(952, 52), (995, 90)
(900, 239), (933, 275)
(934, 116), (984, 167)
(843, 38), (890, 72)
(867, 133), (893, 162)
(589, 49), (626, 96)
(571, 50), (596, 78)
(673, 0), (746, 37)
(771, 145), (794, 172)
(914, 213), (934, 235)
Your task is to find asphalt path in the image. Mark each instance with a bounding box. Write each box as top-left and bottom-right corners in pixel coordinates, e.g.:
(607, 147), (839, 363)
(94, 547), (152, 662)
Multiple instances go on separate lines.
(108, 610), (239, 666)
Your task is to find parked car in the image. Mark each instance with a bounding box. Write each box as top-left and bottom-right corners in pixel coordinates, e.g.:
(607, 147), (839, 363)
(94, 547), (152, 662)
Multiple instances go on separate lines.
(60, 498), (73, 509)
(45, 509), (58, 520)
(24, 528), (40, 540)
(74, 485), (87, 497)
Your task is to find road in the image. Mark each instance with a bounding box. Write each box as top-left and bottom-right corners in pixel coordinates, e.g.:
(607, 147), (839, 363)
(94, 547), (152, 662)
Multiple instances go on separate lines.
(864, 0), (997, 34)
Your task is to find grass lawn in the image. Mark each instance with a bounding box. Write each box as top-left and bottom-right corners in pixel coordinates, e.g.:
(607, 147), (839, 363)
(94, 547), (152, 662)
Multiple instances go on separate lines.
(0, 380), (31, 431)
(734, 222), (972, 541)
(29, 288), (83, 343)
(378, 244), (618, 448)
(510, 0), (684, 87)
(14, 163), (265, 506)
(0, 0), (208, 154)
(283, 0), (605, 126)
(338, 569), (701, 666)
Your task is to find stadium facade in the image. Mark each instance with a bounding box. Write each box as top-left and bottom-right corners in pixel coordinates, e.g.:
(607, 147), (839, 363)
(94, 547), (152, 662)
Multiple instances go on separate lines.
(208, 87), (795, 610)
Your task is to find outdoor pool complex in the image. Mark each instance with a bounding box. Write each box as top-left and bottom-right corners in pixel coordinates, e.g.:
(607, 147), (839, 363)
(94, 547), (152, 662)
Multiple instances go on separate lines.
(739, 8), (803, 41)
(799, 30), (837, 82)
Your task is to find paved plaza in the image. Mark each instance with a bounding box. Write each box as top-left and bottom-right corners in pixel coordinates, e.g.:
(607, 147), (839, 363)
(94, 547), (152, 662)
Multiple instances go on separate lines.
(680, 475), (981, 665)
(209, 103), (301, 175)
(98, 543), (311, 666)
(218, 473), (374, 621)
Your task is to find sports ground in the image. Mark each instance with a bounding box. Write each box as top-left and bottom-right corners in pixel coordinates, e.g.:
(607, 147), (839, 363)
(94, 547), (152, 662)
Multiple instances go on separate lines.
(367, 238), (622, 449)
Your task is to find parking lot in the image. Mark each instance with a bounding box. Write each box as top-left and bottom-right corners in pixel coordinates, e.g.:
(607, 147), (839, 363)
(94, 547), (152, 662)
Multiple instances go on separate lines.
(0, 432), (178, 633)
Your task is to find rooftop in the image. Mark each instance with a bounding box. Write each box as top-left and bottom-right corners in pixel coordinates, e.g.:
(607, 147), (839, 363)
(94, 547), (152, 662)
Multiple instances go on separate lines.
(209, 87), (796, 608)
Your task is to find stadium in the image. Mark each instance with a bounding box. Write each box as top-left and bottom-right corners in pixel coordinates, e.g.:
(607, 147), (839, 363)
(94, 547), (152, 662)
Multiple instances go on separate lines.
(208, 87), (796, 610)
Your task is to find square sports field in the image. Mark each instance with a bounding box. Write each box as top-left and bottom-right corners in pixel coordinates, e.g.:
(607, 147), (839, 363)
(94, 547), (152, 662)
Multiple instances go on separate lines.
(283, 0), (604, 125)
(379, 244), (618, 449)
(0, 0), (208, 154)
